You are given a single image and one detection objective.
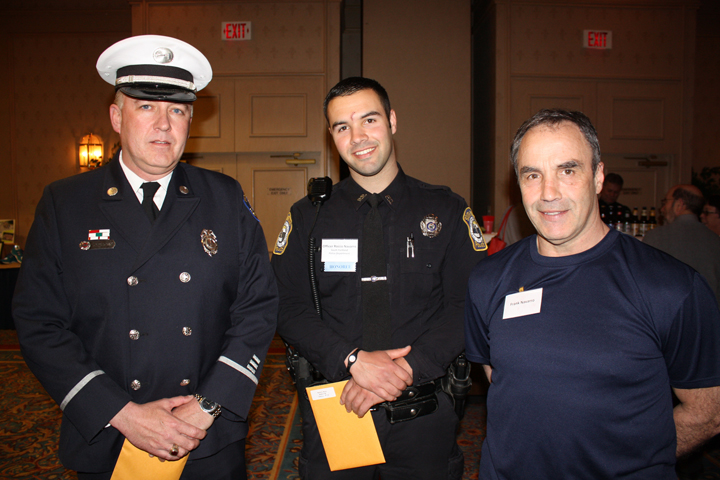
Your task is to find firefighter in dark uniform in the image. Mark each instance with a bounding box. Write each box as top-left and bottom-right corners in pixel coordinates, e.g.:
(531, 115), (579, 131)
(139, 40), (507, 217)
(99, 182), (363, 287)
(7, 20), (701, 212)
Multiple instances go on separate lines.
(271, 77), (487, 480)
(12, 35), (278, 479)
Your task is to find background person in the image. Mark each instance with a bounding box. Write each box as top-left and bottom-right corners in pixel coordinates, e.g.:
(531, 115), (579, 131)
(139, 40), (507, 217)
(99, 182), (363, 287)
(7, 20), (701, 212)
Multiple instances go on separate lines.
(643, 184), (720, 307)
(701, 194), (720, 235)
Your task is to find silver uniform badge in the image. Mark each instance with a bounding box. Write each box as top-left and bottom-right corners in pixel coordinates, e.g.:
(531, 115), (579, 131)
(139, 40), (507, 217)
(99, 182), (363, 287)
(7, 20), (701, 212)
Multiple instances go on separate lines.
(420, 214), (442, 238)
(201, 229), (218, 256)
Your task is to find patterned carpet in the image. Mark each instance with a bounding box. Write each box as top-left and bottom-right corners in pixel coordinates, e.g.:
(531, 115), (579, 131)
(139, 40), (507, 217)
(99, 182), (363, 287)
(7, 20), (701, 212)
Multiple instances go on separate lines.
(3, 329), (719, 480)
(0, 331), (485, 479)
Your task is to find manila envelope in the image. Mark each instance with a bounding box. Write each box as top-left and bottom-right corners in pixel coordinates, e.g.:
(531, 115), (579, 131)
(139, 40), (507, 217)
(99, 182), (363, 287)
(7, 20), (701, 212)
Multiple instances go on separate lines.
(307, 380), (386, 471)
(110, 438), (188, 480)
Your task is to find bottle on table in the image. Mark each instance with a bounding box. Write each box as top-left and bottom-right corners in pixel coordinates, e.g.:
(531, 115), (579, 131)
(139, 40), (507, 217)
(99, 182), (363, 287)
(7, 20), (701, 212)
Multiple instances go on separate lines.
(648, 207), (658, 230)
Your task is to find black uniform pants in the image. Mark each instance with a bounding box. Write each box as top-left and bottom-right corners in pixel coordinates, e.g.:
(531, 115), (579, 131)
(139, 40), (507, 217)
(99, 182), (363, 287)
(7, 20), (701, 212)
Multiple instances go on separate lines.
(298, 392), (463, 480)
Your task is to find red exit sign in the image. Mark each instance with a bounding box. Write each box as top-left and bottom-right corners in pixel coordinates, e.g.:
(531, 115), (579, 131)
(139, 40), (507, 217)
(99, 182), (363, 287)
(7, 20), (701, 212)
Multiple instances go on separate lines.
(583, 30), (612, 49)
(222, 22), (252, 41)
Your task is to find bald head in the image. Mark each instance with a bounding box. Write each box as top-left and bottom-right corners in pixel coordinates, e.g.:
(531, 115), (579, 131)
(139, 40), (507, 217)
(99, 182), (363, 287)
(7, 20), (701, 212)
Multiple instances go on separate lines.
(661, 184), (705, 224)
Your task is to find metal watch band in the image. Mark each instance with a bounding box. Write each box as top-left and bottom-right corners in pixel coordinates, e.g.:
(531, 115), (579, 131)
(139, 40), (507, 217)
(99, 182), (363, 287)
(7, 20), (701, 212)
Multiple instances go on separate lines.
(194, 393), (222, 418)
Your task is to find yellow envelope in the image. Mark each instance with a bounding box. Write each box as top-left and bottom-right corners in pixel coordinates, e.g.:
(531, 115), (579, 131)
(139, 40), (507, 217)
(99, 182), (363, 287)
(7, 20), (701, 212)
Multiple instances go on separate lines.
(306, 380), (386, 471)
(110, 438), (188, 480)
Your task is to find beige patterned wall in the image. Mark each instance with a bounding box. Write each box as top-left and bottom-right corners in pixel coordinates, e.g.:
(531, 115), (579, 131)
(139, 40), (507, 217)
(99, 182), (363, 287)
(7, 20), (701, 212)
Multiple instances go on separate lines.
(693, 6), (720, 172)
(143, 2), (329, 75)
(509, 4), (684, 79)
(490, 0), (698, 217)
(11, 34), (125, 245)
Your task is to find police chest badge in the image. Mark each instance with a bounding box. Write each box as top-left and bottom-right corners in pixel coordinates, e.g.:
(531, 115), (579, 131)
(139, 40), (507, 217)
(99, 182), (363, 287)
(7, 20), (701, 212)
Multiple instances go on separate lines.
(79, 229), (115, 250)
(201, 229), (218, 257)
(420, 214), (442, 238)
(463, 208), (488, 252)
(273, 212), (292, 256)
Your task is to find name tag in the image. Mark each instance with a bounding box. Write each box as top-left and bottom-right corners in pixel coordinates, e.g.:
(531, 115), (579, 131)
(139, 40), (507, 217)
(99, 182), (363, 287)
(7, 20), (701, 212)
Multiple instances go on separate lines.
(322, 239), (358, 272)
(503, 288), (543, 319)
(310, 386), (337, 401)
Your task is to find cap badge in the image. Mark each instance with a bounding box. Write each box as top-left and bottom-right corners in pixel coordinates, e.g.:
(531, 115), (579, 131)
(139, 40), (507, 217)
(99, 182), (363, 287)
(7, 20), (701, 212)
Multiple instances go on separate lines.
(420, 214), (442, 238)
(201, 229), (218, 257)
(153, 47), (174, 64)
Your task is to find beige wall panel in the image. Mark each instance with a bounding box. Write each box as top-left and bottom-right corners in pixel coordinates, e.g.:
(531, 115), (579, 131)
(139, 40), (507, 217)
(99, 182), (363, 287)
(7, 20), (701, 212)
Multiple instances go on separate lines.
(609, 98), (664, 140)
(363, 0), (471, 203)
(234, 76), (326, 152)
(187, 77), (235, 152)
(145, 2), (326, 74)
(595, 81), (682, 159)
(693, 33), (720, 171)
(253, 168), (308, 254)
(509, 3), (685, 79)
(186, 153), (238, 179)
(510, 78), (598, 133)
(251, 94), (307, 136)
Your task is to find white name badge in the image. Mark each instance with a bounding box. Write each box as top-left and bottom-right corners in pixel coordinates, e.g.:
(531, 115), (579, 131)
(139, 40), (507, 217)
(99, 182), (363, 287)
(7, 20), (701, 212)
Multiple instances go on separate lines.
(503, 288), (543, 319)
(322, 239), (358, 272)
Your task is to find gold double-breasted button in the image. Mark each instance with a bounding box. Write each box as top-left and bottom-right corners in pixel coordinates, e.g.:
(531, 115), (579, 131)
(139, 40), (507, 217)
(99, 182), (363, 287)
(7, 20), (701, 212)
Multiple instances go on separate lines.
(182, 327), (192, 336)
(179, 272), (191, 283)
(129, 329), (140, 340)
(180, 379), (191, 386)
(130, 380), (141, 390)
(127, 276), (138, 286)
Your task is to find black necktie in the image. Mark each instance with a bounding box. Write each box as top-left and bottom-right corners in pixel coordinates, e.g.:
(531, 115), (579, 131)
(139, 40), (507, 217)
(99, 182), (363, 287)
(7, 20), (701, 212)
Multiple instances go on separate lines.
(361, 194), (392, 351)
(140, 182), (160, 223)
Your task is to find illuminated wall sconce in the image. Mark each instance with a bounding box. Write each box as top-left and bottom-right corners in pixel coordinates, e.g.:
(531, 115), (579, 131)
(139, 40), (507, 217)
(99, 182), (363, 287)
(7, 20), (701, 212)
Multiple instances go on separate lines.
(78, 133), (104, 169)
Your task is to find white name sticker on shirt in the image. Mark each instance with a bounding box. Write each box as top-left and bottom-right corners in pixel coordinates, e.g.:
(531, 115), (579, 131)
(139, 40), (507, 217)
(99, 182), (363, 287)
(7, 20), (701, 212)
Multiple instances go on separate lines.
(503, 288), (543, 319)
(310, 386), (337, 401)
(322, 239), (358, 272)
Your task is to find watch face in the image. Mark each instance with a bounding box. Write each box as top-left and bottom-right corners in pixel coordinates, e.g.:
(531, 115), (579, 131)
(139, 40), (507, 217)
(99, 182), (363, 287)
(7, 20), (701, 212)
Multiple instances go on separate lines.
(201, 398), (217, 411)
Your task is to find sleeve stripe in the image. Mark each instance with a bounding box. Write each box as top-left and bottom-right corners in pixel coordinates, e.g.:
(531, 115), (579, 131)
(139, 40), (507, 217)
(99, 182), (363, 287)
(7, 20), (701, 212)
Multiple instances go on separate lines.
(60, 370), (105, 411)
(218, 356), (258, 385)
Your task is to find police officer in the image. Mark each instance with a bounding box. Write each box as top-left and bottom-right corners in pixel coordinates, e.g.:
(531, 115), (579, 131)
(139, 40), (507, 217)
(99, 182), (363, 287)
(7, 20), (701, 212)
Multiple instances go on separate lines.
(13, 35), (278, 479)
(271, 77), (487, 479)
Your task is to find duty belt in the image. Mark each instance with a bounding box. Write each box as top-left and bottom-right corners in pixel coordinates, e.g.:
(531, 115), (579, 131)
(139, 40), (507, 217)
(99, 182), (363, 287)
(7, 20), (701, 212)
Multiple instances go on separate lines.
(375, 379), (442, 424)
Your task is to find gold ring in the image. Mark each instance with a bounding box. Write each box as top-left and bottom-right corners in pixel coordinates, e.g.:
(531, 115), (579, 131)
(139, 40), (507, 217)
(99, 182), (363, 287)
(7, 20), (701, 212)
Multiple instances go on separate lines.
(170, 444), (179, 455)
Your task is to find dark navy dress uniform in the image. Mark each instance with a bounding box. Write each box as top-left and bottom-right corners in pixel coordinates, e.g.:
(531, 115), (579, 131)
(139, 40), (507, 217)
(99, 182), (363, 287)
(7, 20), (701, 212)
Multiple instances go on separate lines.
(13, 156), (278, 473)
(271, 166), (486, 479)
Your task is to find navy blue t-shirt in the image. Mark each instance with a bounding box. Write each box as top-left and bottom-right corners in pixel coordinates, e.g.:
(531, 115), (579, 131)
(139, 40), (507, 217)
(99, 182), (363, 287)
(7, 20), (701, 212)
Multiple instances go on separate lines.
(465, 229), (720, 479)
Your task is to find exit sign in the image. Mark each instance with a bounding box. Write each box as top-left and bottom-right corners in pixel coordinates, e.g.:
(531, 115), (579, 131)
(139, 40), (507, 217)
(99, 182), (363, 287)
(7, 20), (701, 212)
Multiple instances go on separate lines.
(222, 22), (252, 40)
(583, 30), (612, 49)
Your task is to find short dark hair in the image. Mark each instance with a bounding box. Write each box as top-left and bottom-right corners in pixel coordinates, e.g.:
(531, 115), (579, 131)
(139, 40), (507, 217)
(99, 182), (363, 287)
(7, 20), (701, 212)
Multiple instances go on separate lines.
(510, 109), (601, 177)
(604, 173), (624, 187)
(673, 186), (705, 216)
(707, 194), (720, 212)
(323, 77), (392, 124)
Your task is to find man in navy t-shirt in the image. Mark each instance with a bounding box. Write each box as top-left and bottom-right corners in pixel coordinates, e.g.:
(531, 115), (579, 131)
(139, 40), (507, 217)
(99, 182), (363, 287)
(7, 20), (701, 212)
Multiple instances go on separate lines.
(465, 109), (720, 479)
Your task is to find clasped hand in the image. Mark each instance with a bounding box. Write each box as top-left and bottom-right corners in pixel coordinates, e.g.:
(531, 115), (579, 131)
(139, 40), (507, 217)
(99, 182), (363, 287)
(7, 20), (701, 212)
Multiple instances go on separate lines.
(110, 395), (214, 460)
(340, 346), (413, 417)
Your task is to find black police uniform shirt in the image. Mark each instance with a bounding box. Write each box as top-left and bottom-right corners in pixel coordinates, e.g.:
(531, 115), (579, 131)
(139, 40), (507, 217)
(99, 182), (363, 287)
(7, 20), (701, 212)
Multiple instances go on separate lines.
(271, 166), (487, 384)
(13, 154), (278, 471)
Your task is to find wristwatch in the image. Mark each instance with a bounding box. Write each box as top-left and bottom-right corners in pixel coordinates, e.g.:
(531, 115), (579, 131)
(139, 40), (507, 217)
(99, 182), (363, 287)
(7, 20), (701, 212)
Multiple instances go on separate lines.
(194, 393), (222, 418)
(346, 348), (360, 373)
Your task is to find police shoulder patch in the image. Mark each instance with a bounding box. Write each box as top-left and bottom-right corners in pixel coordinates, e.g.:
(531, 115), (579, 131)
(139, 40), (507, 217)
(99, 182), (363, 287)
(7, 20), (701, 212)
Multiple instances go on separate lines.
(243, 194), (259, 222)
(463, 207), (488, 252)
(273, 212), (293, 255)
